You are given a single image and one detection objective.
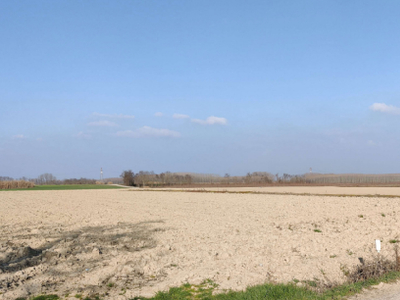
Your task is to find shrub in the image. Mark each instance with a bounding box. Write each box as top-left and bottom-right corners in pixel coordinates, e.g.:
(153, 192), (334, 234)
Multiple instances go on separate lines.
(346, 246), (400, 283)
(0, 180), (35, 189)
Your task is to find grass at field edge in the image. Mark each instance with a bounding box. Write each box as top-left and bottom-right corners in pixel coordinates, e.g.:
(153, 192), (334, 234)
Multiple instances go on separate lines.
(18, 271), (400, 300)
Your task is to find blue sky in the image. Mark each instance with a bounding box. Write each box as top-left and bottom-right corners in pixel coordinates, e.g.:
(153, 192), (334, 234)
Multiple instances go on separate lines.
(1, 0), (400, 179)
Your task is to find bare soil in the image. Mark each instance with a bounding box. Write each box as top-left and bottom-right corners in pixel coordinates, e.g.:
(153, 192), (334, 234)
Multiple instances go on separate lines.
(1, 188), (400, 299)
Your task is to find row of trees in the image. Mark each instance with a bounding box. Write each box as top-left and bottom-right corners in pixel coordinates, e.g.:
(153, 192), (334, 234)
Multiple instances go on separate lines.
(120, 170), (400, 187)
(0, 174), (96, 185)
(304, 173), (400, 184)
(121, 170), (194, 187)
(4, 172), (400, 187)
(119, 171), (309, 187)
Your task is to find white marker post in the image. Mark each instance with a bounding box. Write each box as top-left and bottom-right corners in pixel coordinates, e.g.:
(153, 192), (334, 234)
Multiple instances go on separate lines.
(376, 239), (381, 253)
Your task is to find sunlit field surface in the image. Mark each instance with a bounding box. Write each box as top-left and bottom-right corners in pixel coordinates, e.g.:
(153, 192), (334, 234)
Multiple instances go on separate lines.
(1, 188), (400, 299)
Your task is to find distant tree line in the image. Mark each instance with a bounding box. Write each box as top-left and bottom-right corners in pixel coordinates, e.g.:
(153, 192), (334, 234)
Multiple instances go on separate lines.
(120, 171), (278, 187)
(0, 174), (96, 185)
(120, 170), (193, 187)
(303, 173), (400, 185)
(119, 170), (400, 187)
(4, 172), (400, 187)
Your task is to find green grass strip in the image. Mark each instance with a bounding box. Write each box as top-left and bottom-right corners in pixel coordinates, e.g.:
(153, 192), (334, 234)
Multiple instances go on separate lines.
(131, 272), (400, 300)
(16, 271), (400, 300)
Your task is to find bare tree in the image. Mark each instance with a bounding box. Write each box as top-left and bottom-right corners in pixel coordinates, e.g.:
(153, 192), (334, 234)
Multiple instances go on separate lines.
(35, 173), (57, 185)
(120, 170), (135, 186)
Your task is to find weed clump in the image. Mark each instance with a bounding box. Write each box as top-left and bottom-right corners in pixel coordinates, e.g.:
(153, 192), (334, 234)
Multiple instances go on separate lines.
(31, 296), (59, 300)
(346, 248), (400, 283)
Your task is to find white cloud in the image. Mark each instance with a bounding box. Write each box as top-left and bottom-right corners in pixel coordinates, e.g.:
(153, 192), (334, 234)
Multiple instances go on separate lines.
(12, 134), (25, 139)
(191, 116), (228, 125)
(154, 112), (164, 117)
(370, 103), (400, 115)
(93, 112), (135, 119)
(74, 132), (92, 139)
(116, 126), (181, 138)
(36, 138), (43, 142)
(88, 120), (118, 127)
(173, 113), (190, 119)
(367, 140), (376, 146)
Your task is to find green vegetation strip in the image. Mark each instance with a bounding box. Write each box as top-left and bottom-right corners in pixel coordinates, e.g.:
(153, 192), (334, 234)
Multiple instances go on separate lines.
(1, 184), (125, 191)
(133, 273), (400, 300)
(19, 271), (400, 300)
(132, 188), (400, 199)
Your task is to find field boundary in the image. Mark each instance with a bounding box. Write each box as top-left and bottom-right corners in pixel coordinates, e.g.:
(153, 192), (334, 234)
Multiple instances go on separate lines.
(128, 188), (400, 198)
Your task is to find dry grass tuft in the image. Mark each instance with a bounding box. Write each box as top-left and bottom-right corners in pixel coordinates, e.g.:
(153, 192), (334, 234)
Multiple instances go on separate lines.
(0, 181), (35, 190)
(347, 246), (400, 283)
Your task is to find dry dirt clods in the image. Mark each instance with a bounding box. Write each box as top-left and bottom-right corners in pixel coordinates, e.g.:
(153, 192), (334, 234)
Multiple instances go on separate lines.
(1, 188), (400, 299)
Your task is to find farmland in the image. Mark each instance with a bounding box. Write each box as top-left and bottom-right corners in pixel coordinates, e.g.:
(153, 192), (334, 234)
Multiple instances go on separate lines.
(1, 188), (400, 299)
